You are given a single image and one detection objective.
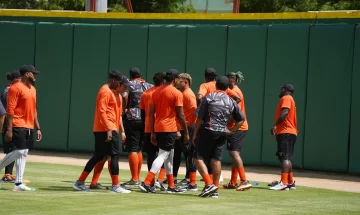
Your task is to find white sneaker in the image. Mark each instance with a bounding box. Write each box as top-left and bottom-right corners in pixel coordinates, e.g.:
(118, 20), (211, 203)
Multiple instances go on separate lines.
(269, 182), (288, 191)
(219, 174), (224, 183)
(111, 184), (131, 194)
(13, 184), (35, 191)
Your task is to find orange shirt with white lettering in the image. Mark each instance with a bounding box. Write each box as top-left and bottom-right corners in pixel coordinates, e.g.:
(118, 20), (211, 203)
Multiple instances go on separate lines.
(274, 95), (297, 135)
(228, 85), (248, 131)
(7, 82), (37, 129)
(139, 86), (158, 133)
(177, 88), (197, 131)
(93, 85), (122, 132)
(198, 80), (238, 98)
(151, 85), (183, 132)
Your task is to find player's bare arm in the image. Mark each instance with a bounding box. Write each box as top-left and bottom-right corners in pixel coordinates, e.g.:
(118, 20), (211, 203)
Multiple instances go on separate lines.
(175, 106), (188, 143)
(229, 105), (245, 135)
(271, 108), (289, 135)
(0, 114), (4, 132)
(149, 104), (156, 144)
(34, 115), (42, 142)
(120, 116), (126, 142)
(196, 94), (203, 106)
(4, 114), (13, 142)
(121, 91), (128, 113)
(192, 118), (203, 145)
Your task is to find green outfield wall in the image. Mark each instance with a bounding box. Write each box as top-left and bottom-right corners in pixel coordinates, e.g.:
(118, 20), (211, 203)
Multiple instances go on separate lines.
(0, 10), (359, 174)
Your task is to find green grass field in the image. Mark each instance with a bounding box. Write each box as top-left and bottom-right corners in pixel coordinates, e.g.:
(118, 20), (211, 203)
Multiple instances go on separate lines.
(0, 162), (359, 215)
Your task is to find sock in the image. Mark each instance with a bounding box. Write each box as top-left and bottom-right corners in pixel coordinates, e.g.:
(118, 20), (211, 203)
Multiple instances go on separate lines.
(144, 172), (156, 186)
(167, 174), (175, 188)
(111, 175), (119, 186)
(128, 154), (139, 181)
(151, 178), (155, 185)
(202, 174), (213, 186)
(78, 171), (89, 182)
(157, 168), (166, 182)
(137, 152), (143, 179)
(281, 173), (288, 185)
(288, 172), (294, 184)
(209, 174), (213, 181)
(238, 167), (247, 181)
(231, 168), (238, 184)
(107, 160), (111, 175)
(91, 160), (105, 186)
(190, 172), (197, 185)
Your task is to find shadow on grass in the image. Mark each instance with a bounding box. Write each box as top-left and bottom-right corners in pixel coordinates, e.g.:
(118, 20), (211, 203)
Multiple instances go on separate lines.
(39, 186), (76, 192)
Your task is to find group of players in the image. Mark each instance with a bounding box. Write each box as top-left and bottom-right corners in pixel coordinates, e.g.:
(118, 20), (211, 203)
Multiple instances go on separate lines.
(0, 65), (298, 197)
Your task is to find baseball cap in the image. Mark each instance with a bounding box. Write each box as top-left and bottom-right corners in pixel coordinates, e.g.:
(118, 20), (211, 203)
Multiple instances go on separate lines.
(129, 67), (141, 77)
(281, 84), (295, 93)
(204, 67), (217, 76)
(216, 76), (229, 90)
(120, 75), (130, 87)
(11, 70), (21, 79)
(166, 69), (179, 79)
(19, 65), (39, 76)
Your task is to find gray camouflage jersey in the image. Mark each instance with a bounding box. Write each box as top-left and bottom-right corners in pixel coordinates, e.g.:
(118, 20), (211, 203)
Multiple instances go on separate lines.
(196, 91), (245, 133)
(125, 79), (153, 121)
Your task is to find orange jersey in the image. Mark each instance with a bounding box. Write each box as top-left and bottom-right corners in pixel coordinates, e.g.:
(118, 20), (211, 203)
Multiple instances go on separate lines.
(198, 80), (238, 98)
(6, 82), (37, 129)
(228, 85), (248, 131)
(274, 95), (297, 135)
(93, 85), (122, 132)
(151, 85), (183, 132)
(139, 86), (158, 133)
(177, 88), (197, 131)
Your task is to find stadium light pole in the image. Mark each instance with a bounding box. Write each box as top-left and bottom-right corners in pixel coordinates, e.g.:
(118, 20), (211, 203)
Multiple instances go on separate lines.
(85, 0), (107, 12)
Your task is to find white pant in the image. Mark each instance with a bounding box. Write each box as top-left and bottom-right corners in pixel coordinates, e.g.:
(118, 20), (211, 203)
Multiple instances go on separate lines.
(0, 149), (29, 183)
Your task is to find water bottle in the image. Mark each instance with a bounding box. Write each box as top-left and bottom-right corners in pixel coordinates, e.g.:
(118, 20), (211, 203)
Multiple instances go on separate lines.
(252, 181), (259, 186)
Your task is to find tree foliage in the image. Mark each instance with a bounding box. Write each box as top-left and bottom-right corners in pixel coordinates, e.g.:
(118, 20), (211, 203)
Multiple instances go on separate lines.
(0, 0), (358, 12)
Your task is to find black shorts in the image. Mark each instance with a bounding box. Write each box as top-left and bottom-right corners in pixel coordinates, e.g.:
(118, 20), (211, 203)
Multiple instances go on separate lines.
(94, 131), (120, 156)
(156, 132), (177, 152)
(6, 128), (34, 150)
(2, 132), (14, 154)
(175, 125), (195, 153)
(276, 133), (297, 161)
(193, 128), (227, 161)
(143, 133), (158, 154)
(123, 118), (144, 153)
(227, 130), (247, 152)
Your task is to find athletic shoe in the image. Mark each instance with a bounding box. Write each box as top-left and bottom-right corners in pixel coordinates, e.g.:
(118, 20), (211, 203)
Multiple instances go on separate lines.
(10, 175), (16, 180)
(154, 180), (167, 191)
(150, 184), (157, 193)
(139, 182), (154, 193)
(269, 181), (288, 191)
(122, 179), (140, 186)
(198, 184), (218, 197)
(89, 183), (108, 190)
(222, 181), (238, 189)
(177, 179), (189, 186)
(1, 174), (15, 183)
(166, 186), (185, 194)
(268, 180), (280, 187)
(209, 192), (219, 198)
(183, 182), (198, 191)
(119, 183), (132, 191)
(111, 184), (131, 193)
(73, 181), (90, 192)
(288, 181), (296, 190)
(13, 184), (35, 191)
(236, 180), (252, 191)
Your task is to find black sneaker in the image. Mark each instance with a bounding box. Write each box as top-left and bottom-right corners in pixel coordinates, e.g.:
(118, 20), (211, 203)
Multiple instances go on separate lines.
(163, 179), (168, 184)
(198, 184), (218, 197)
(287, 181), (296, 190)
(89, 183), (108, 190)
(209, 192), (219, 198)
(166, 186), (185, 194)
(154, 180), (167, 191)
(150, 184), (157, 193)
(186, 183), (198, 191)
(1, 175), (15, 183)
(177, 179), (189, 186)
(120, 183), (132, 191)
(139, 182), (153, 193)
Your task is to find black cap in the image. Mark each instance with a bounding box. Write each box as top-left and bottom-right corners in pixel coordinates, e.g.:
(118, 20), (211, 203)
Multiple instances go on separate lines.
(166, 69), (179, 79)
(204, 67), (217, 76)
(216, 76), (229, 90)
(11, 70), (21, 79)
(120, 75), (131, 87)
(129, 67), (141, 78)
(19, 65), (39, 76)
(281, 84), (295, 93)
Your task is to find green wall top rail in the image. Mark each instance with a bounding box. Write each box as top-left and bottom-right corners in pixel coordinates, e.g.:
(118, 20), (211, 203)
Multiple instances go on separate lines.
(1, 9), (360, 20)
